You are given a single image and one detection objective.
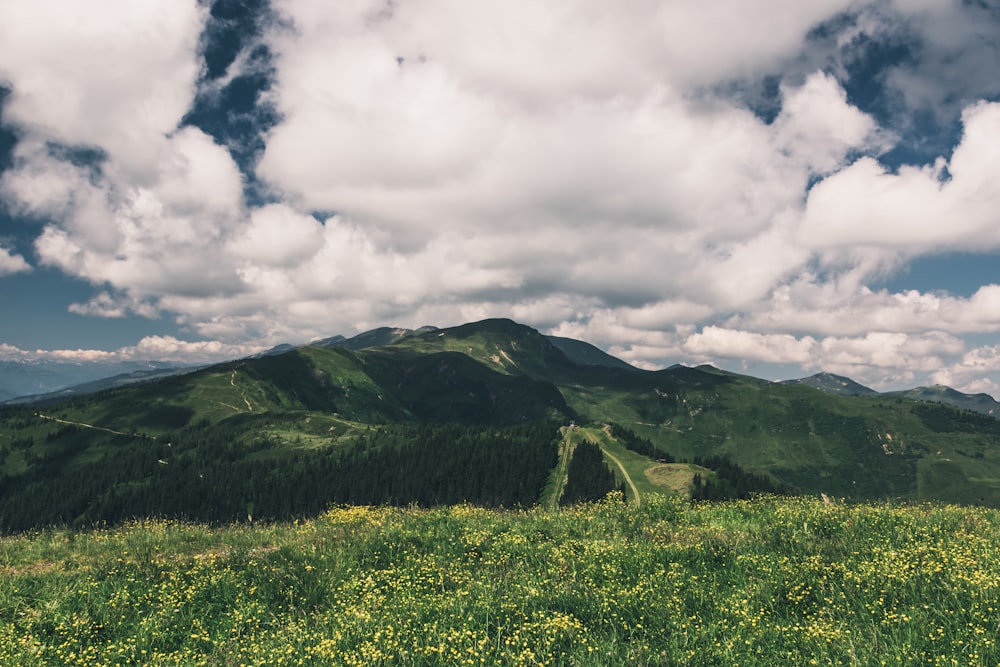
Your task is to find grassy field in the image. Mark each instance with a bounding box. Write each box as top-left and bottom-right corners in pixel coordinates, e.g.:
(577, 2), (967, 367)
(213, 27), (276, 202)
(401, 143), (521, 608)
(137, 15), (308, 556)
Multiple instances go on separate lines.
(2, 495), (999, 666)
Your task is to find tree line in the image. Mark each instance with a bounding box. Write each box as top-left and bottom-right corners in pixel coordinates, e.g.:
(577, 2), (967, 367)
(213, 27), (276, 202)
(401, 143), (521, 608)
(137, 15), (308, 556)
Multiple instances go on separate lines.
(0, 418), (560, 533)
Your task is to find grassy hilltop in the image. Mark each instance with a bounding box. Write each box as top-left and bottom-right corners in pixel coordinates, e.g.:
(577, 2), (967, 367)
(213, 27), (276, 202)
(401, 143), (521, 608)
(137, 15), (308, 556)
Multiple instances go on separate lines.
(2, 495), (999, 666)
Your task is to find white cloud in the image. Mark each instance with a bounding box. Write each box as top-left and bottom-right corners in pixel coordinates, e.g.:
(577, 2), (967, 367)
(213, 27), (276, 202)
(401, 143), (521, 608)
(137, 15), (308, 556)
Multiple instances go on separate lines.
(228, 204), (324, 267)
(800, 102), (1000, 256)
(67, 292), (160, 320)
(0, 0), (205, 177)
(5, 127), (246, 303)
(0, 245), (30, 275)
(773, 72), (886, 175)
(683, 326), (816, 365)
(737, 281), (1000, 338)
(0, 342), (116, 364)
(353, 0), (861, 97)
(118, 336), (264, 363)
(0, 337), (262, 365)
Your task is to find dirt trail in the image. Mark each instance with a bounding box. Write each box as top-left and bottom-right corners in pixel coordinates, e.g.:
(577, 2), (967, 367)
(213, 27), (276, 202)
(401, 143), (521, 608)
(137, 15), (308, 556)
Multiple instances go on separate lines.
(36, 413), (155, 439)
(228, 369), (254, 412)
(549, 428), (575, 510)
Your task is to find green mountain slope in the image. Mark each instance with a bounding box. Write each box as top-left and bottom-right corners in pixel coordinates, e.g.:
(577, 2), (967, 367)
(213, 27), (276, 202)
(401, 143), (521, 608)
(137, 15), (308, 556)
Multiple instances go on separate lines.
(4, 318), (1000, 533)
(545, 335), (637, 370)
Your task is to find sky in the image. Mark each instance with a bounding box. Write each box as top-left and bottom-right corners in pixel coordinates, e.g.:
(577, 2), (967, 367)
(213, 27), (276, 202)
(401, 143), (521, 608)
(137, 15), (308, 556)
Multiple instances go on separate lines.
(1, 0), (1000, 396)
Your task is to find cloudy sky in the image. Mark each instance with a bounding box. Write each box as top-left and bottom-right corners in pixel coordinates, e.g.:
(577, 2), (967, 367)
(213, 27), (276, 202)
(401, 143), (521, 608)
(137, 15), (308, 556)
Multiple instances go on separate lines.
(1, 0), (999, 395)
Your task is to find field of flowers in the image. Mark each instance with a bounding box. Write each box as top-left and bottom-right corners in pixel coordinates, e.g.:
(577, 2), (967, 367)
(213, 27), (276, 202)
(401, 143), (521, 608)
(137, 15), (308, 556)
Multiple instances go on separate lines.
(1, 494), (998, 666)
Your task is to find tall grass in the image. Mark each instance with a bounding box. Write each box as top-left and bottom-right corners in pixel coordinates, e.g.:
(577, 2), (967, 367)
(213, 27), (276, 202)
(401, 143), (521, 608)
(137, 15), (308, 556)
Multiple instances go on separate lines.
(2, 495), (998, 665)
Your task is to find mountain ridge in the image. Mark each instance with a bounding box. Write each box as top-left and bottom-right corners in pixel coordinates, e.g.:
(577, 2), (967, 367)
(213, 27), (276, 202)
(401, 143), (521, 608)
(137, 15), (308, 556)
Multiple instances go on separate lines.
(4, 317), (1000, 532)
(3, 322), (996, 417)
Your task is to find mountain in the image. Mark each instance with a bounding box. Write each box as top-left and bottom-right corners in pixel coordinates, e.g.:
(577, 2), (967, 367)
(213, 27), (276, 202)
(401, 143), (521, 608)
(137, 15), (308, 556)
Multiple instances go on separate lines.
(312, 326), (438, 350)
(0, 359), (183, 401)
(0, 366), (202, 406)
(252, 343), (298, 358)
(4, 317), (1000, 533)
(884, 385), (1000, 418)
(780, 373), (877, 396)
(782, 374), (1000, 418)
(546, 335), (637, 370)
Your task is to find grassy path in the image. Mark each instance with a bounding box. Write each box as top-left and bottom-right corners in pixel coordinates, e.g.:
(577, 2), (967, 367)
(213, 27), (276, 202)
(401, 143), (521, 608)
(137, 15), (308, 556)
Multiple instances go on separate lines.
(545, 427), (575, 510)
(600, 445), (641, 507)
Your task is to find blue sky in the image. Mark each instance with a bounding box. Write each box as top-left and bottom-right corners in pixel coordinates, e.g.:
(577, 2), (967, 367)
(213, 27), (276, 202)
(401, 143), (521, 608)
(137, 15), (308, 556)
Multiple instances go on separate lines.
(1, 0), (1000, 395)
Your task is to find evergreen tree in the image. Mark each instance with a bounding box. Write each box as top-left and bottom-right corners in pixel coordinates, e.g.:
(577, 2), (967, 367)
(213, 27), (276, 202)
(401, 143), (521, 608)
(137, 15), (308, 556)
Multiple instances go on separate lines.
(561, 441), (621, 505)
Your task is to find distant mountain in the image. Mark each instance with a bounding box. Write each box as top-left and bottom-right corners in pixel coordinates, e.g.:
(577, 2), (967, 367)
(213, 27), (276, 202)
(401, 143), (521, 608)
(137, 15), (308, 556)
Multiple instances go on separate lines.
(0, 360), (182, 402)
(1, 366), (201, 406)
(884, 385), (1000, 418)
(781, 374), (1000, 418)
(780, 373), (877, 396)
(253, 343), (298, 358)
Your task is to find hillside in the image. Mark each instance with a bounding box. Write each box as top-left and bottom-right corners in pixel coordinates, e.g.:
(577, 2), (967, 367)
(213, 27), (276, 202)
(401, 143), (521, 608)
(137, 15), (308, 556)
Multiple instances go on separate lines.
(3, 318), (1000, 532)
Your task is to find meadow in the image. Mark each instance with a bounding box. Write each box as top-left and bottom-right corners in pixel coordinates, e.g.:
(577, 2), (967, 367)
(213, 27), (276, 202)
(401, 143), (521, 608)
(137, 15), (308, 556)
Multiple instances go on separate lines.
(1, 494), (999, 666)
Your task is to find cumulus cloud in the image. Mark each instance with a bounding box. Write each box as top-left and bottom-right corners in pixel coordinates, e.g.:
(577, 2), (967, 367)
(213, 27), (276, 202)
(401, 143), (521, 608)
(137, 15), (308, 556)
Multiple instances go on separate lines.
(118, 336), (264, 363)
(683, 326), (816, 365)
(0, 337), (262, 365)
(736, 282), (1000, 338)
(0, 0), (999, 398)
(801, 102), (1000, 256)
(884, 0), (1000, 123)
(0, 343), (116, 364)
(0, 0), (204, 176)
(0, 245), (30, 275)
(773, 72), (887, 175)
(5, 126), (247, 305)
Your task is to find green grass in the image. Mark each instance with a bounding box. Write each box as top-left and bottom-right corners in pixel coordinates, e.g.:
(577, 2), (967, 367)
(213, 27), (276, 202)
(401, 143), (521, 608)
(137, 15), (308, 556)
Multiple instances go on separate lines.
(2, 496), (999, 666)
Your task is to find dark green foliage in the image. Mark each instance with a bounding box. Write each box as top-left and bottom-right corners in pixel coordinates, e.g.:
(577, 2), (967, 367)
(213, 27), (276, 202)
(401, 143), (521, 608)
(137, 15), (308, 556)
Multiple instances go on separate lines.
(912, 402), (1000, 434)
(331, 422), (560, 507)
(0, 419), (560, 533)
(690, 456), (786, 501)
(561, 441), (622, 505)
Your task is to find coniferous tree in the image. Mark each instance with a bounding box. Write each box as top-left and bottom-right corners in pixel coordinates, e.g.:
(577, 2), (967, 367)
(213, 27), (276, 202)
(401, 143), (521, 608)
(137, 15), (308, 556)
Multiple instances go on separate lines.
(561, 441), (621, 505)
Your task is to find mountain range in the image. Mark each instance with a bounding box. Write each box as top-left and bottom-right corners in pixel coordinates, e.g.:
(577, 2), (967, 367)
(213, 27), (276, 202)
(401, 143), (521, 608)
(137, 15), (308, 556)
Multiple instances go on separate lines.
(0, 360), (186, 404)
(6, 328), (998, 417)
(2, 318), (1000, 532)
